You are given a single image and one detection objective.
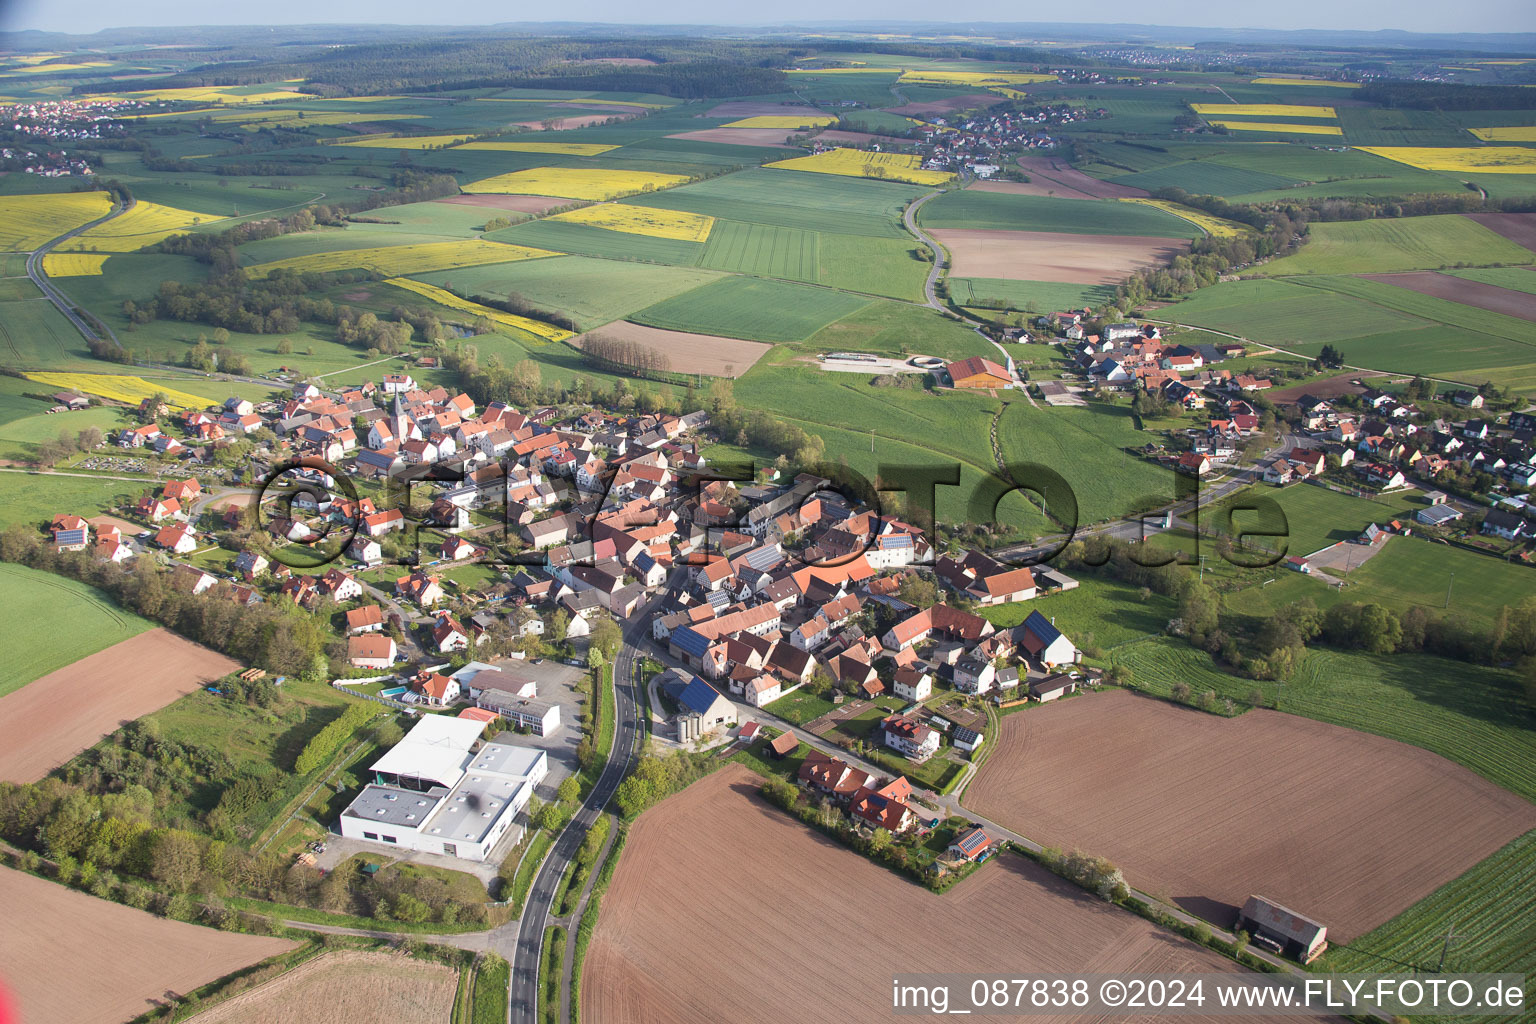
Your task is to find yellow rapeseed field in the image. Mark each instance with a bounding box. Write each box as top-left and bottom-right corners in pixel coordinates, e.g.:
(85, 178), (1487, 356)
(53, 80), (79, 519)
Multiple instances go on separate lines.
(58, 201), (220, 253)
(109, 85), (313, 104)
(41, 253), (111, 277)
(1249, 78), (1362, 88)
(721, 115), (837, 129)
(1120, 198), (1250, 239)
(0, 192), (113, 251)
(452, 141), (620, 155)
(7, 61), (111, 73)
(23, 373), (208, 411)
(896, 69), (1056, 87)
(248, 239), (560, 278)
(547, 203), (715, 242)
(765, 148), (953, 185)
(1207, 120), (1344, 136)
(384, 279), (574, 342)
(333, 133), (476, 149)
(462, 168), (692, 201)
(1355, 146), (1536, 174)
(1190, 103), (1337, 118)
(1468, 126), (1536, 142)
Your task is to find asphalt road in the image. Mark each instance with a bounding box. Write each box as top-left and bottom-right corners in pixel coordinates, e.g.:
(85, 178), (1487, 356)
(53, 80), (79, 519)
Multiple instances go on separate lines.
(25, 198), (129, 348)
(506, 588), (658, 1023)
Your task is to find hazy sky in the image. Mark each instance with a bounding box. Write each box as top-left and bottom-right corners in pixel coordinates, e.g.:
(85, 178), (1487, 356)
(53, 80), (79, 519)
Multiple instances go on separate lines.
(3, 0), (1534, 35)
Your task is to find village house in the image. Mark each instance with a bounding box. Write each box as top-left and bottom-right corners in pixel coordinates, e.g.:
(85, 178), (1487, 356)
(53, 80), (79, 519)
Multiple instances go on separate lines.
(881, 714), (940, 762)
(347, 634), (397, 669)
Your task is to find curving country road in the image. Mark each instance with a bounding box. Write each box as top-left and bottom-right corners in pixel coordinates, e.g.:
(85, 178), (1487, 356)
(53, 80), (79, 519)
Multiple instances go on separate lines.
(26, 196), (131, 349)
(507, 587), (660, 1023)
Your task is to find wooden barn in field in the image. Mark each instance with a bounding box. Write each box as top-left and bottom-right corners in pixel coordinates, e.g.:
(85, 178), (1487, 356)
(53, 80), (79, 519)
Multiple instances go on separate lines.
(1238, 894), (1328, 963)
(947, 356), (1011, 390)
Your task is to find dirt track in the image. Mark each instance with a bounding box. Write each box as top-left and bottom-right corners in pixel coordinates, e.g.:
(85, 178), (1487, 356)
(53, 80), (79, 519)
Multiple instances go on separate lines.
(931, 228), (1191, 284)
(1360, 271), (1536, 323)
(182, 950), (455, 1024)
(1464, 212), (1536, 251)
(0, 866), (293, 1024)
(573, 321), (771, 378)
(966, 690), (1536, 941)
(433, 194), (573, 214)
(0, 628), (240, 782)
(580, 765), (1329, 1024)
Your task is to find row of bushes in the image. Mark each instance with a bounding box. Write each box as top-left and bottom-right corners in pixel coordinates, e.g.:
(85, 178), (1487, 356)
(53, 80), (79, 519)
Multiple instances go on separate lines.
(293, 703), (377, 774)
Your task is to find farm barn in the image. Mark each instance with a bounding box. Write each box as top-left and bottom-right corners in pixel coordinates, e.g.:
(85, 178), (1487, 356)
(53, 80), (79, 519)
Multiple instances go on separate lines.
(1238, 894), (1328, 963)
(947, 356), (1012, 389)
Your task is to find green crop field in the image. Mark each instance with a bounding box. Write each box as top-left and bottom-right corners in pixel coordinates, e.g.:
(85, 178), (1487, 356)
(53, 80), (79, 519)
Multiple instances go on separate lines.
(699, 220), (819, 282)
(628, 167), (920, 238)
(0, 297), (96, 368)
(413, 256), (723, 331)
(1446, 267), (1536, 295)
(1115, 639), (1536, 800)
(1321, 829), (1536, 1014)
(949, 277), (1117, 312)
(816, 234), (930, 301)
(1258, 215), (1536, 276)
(919, 191), (1196, 237)
(629, 276), (871, 342)
(488, 217), (705, 265)
(997, 400), (1187, 524)
(1110, 160), (1303, 196)
(0, 562), (155, 697)
(804, 300), (996, 361)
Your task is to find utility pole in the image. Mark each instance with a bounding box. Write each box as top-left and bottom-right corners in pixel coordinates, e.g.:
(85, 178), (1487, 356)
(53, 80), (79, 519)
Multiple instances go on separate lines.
(1436, 922), (1459, 972)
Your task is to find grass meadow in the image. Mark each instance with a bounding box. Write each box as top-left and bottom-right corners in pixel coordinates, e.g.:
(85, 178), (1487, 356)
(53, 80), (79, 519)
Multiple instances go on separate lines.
(0, 563), (155, 697)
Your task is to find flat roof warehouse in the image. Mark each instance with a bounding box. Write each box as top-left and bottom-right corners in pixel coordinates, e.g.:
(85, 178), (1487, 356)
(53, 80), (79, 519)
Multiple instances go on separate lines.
(340, 715), (546, 861)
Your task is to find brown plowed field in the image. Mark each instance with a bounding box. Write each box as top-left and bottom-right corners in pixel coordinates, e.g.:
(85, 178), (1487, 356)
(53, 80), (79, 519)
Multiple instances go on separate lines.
(513, 113), (639, 131)
(966, 690), (1536, 941)
(815, 129), (911, 147)
(1359, 271), (1536, 323)
(0, 866), (293, 1024)
(434, 194), (573, 214)
(667, 127), (799, 147)
(0, 629), (240, 782)
(181, 950), (455, 1024)
(886, 94), (1004, 116)
(1464, 212), (1536, 251)
(573, 321), (770, 378)
(1266, 372), (1379, 405)
(1010, 155), (1150, 200)
(580, 765), (1328, 1024)
(931, 228), (1191, 284)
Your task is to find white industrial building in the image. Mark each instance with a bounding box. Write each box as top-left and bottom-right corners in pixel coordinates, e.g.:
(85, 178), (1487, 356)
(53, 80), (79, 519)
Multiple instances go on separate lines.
(338, 715), (546, 861)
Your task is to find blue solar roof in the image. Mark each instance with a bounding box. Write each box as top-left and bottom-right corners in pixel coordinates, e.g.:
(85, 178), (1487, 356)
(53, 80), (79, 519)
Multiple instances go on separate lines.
(1022, 610), (1062, 646)
(53, 528), (87, 546)
(669, 626), (712, 658)
(678, 676), (725, 714)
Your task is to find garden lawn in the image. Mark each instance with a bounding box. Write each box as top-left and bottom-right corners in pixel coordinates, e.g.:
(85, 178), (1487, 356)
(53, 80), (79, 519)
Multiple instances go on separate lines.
(0, 472), (141, 528)
(765, 689), (836, 725)
(0, 562), (155, 698)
